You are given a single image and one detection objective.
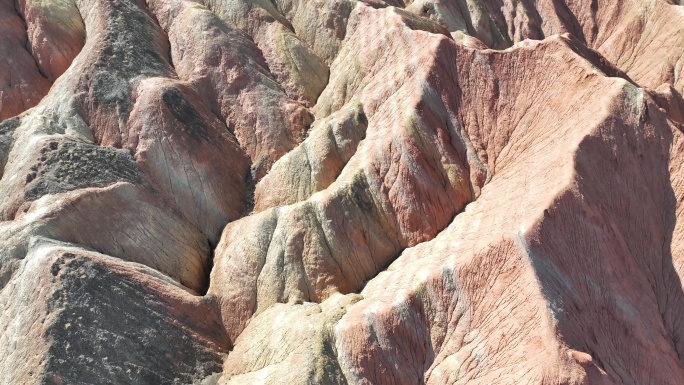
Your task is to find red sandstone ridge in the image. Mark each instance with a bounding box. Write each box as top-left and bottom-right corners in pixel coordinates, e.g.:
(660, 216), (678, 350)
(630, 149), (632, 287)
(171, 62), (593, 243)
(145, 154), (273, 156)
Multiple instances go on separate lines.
(1, 0), (684, 384)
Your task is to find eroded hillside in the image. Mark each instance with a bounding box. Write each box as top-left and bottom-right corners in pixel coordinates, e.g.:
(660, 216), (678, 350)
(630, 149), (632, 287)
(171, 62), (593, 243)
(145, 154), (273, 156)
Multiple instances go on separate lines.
(1, 0), (684, 384)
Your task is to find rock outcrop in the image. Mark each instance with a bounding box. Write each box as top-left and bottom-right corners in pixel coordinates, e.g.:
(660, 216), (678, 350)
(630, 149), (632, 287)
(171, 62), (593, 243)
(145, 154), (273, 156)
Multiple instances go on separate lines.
(1, 0), (684, 384)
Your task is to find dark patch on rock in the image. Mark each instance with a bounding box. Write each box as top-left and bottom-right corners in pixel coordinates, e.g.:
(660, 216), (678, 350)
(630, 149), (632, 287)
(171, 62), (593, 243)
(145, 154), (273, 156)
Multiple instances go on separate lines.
(355, 106), (368, 129)
(97, 0), (174, 81)
(0, 117), (20, 179)
(24, 140), (142, 201)
(91, 71), (131, 112)
(244, 165), (256, 215)
(44, 256), (223, 384)
(88, 0), (175, 129)
(0, 117), (19, 137)
(350, 172), (375, 214)
(162, 87), (211, 143)
(314, 323), (349, 385)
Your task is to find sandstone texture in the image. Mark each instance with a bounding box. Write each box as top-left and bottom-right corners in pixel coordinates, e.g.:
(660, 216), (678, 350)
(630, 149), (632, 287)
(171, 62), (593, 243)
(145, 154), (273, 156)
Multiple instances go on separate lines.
(1, 0), (684, 384)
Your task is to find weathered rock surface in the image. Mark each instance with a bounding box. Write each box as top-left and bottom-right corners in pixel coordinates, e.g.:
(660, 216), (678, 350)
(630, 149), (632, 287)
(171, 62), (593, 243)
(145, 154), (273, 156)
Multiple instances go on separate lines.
(2, 0), (684, 384)
(0, 239), (227, 384)
(0, 0), (51, 120)
(403, 0), (684, 92)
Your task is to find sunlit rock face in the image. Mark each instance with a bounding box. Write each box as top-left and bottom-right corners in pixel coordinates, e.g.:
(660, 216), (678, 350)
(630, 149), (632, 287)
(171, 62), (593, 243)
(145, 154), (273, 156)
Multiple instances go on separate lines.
(1, 0), (684, 384)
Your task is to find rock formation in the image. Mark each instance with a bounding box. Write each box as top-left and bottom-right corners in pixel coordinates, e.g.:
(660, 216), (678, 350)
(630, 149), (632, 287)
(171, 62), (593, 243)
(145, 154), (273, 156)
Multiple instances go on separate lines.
(1, 0), (684, 384)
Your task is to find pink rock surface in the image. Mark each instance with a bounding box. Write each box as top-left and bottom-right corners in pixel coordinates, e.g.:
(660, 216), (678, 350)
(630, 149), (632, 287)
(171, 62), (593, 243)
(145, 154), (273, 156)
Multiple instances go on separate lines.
(127, 78), (250, 242)
(0, 0), (51, 120)
(650, 83), (684, 125)
(404, 0), (684, 92)
(17, 0), (85, 82)
(329, 35), (684, 385)
(209, 6), (474, 343)
(148, 0), (314, 178)
(2, 0), (684, 384)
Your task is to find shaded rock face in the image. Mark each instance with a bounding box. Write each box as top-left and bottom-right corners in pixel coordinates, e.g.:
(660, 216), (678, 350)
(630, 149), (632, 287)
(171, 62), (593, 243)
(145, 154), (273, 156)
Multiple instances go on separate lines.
(1, 0), (684, 384)
(0, 240), (227, 385)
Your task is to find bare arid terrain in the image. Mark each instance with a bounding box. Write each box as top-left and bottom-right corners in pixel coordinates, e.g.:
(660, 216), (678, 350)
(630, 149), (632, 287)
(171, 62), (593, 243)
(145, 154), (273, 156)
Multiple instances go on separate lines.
(2, 0), (684, 384)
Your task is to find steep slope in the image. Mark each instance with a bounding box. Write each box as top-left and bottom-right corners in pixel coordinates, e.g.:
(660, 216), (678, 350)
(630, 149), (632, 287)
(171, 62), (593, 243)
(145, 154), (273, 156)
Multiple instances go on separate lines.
(215, 13), (684, 383)
(1, 0), (684, 384)
(404, 0), (684, 92)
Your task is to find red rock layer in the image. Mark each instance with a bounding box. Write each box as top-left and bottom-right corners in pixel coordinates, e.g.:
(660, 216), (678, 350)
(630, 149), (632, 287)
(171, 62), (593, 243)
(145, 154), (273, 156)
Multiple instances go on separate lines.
(1, 0), (684, 384)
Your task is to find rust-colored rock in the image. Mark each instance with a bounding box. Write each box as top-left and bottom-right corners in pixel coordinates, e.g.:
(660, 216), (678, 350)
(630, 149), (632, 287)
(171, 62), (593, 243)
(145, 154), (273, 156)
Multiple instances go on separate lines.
(0, 0), (51, 120)
(17, 0), (85, 82)
(3, 0), (684, 384)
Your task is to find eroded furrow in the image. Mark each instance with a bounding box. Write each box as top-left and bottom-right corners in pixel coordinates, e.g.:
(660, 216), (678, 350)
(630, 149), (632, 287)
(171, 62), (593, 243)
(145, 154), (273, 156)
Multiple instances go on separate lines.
(0, 0), (50, 120)
(3, 0), (684, 384)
